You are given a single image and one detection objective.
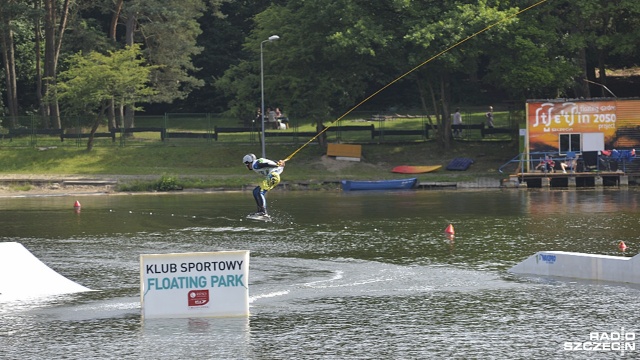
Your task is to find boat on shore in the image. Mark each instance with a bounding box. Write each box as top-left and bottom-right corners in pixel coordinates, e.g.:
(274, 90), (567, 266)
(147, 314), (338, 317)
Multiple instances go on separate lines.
(392, 165), (442, 174)
(391, 165), (442, 174)
(341, 178), (417, 191)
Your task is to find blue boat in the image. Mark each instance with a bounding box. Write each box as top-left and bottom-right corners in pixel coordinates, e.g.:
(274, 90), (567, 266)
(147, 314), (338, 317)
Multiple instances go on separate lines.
(341, 178), (417, 191)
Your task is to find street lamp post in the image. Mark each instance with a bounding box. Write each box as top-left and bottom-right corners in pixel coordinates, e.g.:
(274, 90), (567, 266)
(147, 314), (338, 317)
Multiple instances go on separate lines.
(260, 34), (280, 158)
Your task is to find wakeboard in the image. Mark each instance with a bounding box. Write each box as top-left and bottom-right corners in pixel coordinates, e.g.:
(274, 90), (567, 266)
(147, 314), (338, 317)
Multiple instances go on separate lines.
(246, 213), (272, 222)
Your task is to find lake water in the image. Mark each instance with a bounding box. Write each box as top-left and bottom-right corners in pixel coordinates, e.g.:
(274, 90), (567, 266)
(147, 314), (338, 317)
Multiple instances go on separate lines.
(1, 189), (639, 359)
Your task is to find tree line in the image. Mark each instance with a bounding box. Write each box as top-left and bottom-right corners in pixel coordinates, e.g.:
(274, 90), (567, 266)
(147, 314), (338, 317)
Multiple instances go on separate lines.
(1, 0), (639, 148)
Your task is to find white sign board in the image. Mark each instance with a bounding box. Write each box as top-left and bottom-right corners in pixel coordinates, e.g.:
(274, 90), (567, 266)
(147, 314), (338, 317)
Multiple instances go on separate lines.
(582, 132), (605, 151)
(140, 250), (249, 319)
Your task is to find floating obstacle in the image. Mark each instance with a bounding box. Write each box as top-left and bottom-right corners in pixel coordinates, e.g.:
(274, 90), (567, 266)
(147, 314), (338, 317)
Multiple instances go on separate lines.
(444, 224), (455, 235)
(0, 242), (91, 301)
(619, 241), (628, 252)
(509, 251), (640, 285)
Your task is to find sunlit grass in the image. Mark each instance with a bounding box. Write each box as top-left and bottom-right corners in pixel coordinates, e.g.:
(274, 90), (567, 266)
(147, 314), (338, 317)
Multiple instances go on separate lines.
(0, 140), (515, 183)
(0, 111), (519, 190)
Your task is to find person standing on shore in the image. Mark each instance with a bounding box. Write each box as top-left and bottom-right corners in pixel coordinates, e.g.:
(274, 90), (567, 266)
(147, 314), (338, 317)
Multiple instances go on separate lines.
(452, 108), (462, 137)
(254, 108), (262, 127)
(268, 108), (277, 129)
(486, 106), (495, 128)
(242, 154), (285, 218)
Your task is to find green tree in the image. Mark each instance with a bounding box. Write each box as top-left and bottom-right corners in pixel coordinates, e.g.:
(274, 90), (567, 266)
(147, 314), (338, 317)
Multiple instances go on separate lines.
(0, 0), (19, 122)
(481, 4), (579, 100)
(53, 44), (157, 150)
(554, 0), (640, 97)
(4, 0), (640, 133)
(0, 0), (35, 123)
(41, 0), (78, 128)
(113, 0), (213, 127)
(176, 0), (271, 113)
(228, 0), (520, 149)
(216, 0), (383, 148)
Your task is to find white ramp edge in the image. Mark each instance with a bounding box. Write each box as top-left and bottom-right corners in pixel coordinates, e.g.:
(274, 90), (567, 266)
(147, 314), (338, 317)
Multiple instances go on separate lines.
(509, 251), (640, 284)
(0, 242), (91, 301)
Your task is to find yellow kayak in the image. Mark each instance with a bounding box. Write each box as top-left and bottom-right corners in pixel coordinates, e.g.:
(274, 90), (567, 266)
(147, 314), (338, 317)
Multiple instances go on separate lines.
(391, 165), (442, 174)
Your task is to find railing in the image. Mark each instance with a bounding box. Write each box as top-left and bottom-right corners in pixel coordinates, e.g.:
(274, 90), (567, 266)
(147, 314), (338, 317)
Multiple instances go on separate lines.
(499, 150), (637, 175)
(0, 113), (516, 147)
(500, 151), (583, 175)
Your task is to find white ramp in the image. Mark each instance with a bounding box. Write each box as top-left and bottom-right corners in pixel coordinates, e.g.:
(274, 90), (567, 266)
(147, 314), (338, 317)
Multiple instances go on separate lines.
(509, 251), (640, 284)
(0, 242), (91, 301)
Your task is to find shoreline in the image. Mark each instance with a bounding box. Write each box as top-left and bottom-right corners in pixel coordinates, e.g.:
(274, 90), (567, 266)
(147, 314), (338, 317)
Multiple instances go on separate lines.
(0, 174), (503, 197)
(0, 171), (635, 197)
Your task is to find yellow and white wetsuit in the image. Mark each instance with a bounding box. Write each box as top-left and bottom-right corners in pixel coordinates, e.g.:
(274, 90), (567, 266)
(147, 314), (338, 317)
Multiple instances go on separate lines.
(248, 158), (284, 214)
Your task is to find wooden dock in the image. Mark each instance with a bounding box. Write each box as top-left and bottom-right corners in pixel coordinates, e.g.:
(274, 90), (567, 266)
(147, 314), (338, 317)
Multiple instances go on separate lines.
(506, 171), (629, 188)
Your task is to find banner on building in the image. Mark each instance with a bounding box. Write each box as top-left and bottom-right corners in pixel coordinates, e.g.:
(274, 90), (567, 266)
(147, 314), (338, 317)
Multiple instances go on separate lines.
(526, 99), (640, 152)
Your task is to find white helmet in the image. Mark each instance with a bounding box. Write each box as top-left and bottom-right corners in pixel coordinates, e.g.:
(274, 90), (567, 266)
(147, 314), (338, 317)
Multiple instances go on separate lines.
(243, 153), (256, 165)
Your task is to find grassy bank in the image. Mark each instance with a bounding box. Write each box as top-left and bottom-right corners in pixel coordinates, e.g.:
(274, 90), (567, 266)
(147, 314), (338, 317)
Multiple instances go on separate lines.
(0, 141), (518, 190)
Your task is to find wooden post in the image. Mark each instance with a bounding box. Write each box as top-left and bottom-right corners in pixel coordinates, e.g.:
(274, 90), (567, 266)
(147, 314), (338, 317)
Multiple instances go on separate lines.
(620, 175), (629, 188)
(541, 177), (551, 187)
(595, 176), (603, 187)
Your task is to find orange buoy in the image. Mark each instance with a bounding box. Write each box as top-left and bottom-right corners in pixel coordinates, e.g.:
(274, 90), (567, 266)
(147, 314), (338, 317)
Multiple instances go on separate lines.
(74, 201), (81, 208)
(618, 241), (627, 252)
(444, 224), (455, 235)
